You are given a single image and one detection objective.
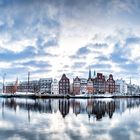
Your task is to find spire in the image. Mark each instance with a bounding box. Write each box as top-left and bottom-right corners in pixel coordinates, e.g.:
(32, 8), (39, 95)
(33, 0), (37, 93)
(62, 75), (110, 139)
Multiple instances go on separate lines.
(130, 77), (131, 85)
(93, 70), (96, 78)
(88, 66), (91, 79)
(14, 77), (18, 93)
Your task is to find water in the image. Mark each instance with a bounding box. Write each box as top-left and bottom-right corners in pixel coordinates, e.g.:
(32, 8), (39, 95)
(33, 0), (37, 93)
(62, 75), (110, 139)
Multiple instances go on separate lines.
(0, 98), (140, 140)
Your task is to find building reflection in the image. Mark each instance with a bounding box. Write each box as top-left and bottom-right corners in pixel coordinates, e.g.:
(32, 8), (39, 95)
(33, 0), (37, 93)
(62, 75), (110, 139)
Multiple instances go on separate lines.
(59, 99), (70, 118)
(0, 98), (140, 121)
(86, 100), (107, 120)
(106, 101), (115, 118)
(72, 100), (81, 116)
(5, 98), (17, 112)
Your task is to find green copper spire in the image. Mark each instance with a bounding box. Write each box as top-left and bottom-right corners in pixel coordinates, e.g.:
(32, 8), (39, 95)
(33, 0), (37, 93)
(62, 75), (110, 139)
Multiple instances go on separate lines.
(89, 66), (91, 79)
(93, 70), (96, 77)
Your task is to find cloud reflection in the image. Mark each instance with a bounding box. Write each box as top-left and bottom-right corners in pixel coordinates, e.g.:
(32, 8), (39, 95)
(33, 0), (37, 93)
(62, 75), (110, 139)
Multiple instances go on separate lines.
(0, 98), (140, 140)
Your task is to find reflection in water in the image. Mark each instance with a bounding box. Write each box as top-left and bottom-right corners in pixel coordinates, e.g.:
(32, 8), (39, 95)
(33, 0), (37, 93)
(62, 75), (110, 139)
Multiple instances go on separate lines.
(1, 98), (140, 121)
(59, 99), (70, 118)
(0, 98), (140, 140)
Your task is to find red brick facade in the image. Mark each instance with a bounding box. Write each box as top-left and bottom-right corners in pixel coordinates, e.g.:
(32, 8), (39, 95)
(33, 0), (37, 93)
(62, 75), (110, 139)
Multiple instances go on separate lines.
(5, 85), (16, 94)
(105, 74), (115, 93)
(73, 76), (80, 95)
(93, 73), (106, 93)
(87, 78), (95, 94)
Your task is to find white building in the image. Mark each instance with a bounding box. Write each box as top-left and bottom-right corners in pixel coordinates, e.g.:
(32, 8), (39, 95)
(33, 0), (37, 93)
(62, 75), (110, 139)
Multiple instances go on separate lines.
(80, 78), (87, 94)
(115, 79), (128, 94)
(51, 79), (59, 94)
(39, 78), (52, 94)
(127, 84), (140, 95)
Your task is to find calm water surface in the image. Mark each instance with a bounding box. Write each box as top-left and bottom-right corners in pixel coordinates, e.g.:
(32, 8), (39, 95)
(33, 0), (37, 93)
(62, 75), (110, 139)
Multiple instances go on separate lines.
(0, 98), (140, 140)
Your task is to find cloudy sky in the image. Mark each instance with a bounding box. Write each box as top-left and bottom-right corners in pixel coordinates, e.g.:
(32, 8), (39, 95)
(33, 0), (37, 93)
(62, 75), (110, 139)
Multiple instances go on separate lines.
(0, 0), (140, 83)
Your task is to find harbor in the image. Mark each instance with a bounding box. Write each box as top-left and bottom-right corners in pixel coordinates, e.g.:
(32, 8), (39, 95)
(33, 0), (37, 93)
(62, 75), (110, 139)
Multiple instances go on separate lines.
(0, 92), (140, 99)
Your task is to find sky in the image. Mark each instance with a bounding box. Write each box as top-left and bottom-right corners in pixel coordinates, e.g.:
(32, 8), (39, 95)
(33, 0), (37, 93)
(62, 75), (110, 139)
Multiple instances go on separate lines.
(0, 0), (140, 84)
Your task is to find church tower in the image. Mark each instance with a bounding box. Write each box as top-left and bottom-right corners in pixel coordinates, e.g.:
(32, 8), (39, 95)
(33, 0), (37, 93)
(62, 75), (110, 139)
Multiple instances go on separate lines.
(88, 66), (91, 79)
(93, 70), (96, 78)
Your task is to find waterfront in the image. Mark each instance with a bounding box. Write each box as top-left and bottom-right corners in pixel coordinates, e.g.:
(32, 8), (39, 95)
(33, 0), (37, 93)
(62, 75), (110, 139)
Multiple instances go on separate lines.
(0, 98), (140, 140)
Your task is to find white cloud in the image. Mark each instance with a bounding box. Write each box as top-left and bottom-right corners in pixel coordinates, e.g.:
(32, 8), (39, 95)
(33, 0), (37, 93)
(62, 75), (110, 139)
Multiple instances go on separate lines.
(0, 0), (140, 84)
(0, 62), (11, 68)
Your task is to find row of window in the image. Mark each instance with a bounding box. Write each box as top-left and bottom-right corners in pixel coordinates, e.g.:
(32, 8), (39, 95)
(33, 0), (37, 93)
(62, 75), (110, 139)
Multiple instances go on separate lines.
(40, 83), (52, 86)
(59, 90), (69, 93)
(60, 79), (69, 83)
(59, 87), (69, 89)
(59, 83), (69, 86)
(52, 88), (59, 90)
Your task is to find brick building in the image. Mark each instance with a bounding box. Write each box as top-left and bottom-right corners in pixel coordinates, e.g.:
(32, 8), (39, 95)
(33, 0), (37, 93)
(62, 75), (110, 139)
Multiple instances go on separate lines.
(59, 74), (70, 94)
(106, 74), (115, 93)
(73, 76), (81, 95)
(5, 79), (18, 94)
(5, 83), (16, 93)
(87, 78), (95, 94)
(93, 73), (106, 93)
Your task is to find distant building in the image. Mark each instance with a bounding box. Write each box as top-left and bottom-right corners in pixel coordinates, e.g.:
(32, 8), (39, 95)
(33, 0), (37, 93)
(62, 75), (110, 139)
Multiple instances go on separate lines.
(39, 78), (52, 94)
(135, 85), (140, 94)
(18, 81), (28, 92)
(18, 80), (39, 93)
(115, 79), (127, 94)
(73, 76), (81, 95)
(93, 73), (106, 93)
(5, 83), (16, 93)
(105, 74), (115, 93)
(80, 78), (87, 94)
(51, 79), (59, 94)
(59, 74), (70, 94)
(5, 79), (18, 93)
(127, 84), (140, 95)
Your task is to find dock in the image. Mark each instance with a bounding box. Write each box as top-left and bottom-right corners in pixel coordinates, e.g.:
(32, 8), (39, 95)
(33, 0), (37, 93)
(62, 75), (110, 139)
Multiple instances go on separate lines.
(0, 93), (140, 99)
